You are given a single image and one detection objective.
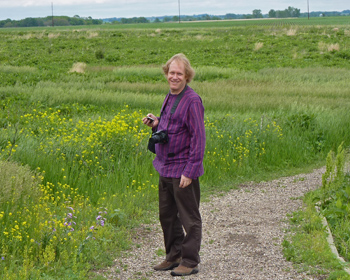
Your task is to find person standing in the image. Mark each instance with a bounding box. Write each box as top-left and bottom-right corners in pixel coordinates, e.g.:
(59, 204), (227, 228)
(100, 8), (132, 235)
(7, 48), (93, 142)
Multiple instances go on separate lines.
(142, 53), (206, 277)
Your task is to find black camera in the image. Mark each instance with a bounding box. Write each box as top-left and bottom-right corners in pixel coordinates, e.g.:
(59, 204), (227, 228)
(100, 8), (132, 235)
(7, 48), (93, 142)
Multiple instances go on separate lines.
(149, 130), (168, 144)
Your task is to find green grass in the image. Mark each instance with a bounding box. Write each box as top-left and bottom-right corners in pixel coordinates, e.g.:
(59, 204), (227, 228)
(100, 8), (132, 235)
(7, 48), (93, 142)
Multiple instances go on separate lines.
(283, 145), (350, 279)
(1, 19), (350, 279)
(1, 18), (350, 74)
(283, 205), (348, 278)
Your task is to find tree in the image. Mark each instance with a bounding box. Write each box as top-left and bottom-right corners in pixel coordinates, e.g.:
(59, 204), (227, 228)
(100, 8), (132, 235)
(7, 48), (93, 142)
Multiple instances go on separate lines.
(54, 17), (70, 26)
(225, 13), (238, 19)
(1, 19), (13, 28)
(201, 14), (211, 20)
(272, 6), (300, 18)
(252, 9), (263, 18)
(0, 15), (102, 28)
(70, 17), (84, 25)
(20, 17), (44, 27)
(287, 6), (300, 17)
(268, 9), (276, 18)
(137, 17), (149, 23)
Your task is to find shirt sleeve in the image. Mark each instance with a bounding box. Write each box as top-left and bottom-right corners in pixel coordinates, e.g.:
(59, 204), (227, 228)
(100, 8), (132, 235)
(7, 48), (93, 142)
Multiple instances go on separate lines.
(182, 100), (206, 179)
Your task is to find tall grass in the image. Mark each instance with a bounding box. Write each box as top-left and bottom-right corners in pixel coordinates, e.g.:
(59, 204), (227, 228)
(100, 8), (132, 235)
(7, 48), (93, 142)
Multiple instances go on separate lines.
(283, 144), (350, 278)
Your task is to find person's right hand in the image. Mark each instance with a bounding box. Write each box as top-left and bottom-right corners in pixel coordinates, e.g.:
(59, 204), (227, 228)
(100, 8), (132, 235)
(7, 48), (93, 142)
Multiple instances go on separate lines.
(142, 113), (159, 128)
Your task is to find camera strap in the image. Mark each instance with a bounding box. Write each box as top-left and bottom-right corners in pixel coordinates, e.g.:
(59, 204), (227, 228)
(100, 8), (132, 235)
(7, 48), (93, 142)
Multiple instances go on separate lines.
(160, 85), (187, 121)
(170, 85), (187, 114)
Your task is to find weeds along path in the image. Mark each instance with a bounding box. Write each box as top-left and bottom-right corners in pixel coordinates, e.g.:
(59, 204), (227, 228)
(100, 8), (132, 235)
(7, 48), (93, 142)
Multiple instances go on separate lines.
(101, 167), (325, 280)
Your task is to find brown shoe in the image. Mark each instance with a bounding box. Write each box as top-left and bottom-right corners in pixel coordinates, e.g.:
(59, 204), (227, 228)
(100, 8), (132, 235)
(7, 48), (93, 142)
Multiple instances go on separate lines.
(170, 265), (199, 276)
(153, 258), (181, 271)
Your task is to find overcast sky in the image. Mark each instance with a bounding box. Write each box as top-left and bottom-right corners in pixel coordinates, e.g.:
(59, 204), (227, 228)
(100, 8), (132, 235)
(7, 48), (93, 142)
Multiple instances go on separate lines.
(0, 0), (349, 21)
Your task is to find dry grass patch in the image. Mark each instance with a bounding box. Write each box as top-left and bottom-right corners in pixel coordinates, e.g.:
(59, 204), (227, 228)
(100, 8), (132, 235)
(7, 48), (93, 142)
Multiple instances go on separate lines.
(318, 42), (340, 53)
(327, 43), (340, 52)
(22, 33), (35, 40)
(48, 33), (60, 39)
(88, 32), (99, 38)
(69, 62), (87, 73)
(254, 42), (264, 51)
(286, 29), (297, 36)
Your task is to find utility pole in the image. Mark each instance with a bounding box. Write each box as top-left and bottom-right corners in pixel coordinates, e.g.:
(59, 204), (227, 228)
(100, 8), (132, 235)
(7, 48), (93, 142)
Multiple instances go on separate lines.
(52, 2), (54, 27)
(307, 0), (310, 20)
(178, 0), (181, 23)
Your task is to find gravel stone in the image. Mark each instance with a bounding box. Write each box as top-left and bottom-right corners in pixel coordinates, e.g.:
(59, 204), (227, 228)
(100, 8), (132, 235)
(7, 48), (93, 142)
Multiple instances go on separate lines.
(101, 167), (326, 280)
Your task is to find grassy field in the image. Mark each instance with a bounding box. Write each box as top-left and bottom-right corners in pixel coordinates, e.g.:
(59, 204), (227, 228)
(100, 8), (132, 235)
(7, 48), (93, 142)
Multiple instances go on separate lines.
(0, 17), (350, 279)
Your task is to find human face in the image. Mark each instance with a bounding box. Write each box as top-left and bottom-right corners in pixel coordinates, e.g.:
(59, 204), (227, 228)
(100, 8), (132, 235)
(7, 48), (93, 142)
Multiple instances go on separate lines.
(167, 60), (187, 95)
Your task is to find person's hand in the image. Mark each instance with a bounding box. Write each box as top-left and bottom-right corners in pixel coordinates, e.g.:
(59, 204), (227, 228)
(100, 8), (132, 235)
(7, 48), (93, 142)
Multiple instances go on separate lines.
(179, 175), (192, 188)
(142, 113), (158, 128)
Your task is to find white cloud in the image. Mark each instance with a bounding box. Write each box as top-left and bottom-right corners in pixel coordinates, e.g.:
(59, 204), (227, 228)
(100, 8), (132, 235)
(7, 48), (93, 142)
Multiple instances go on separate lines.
(0, 0), (109, 8)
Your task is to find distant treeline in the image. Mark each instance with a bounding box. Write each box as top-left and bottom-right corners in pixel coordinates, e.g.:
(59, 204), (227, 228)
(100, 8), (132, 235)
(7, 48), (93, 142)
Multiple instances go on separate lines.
(1, 7), (349, 28)
(105, 8), (302, 23)
(0, 15), (103, 28)
(106, 7), (349, 24)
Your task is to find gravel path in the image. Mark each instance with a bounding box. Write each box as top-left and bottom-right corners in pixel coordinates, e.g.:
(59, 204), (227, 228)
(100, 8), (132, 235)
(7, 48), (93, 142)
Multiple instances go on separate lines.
(102, 167), (326, 280)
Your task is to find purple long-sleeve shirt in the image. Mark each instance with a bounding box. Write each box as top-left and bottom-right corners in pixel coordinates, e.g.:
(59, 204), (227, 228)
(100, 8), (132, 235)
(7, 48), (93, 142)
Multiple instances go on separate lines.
(153, 86), (206, 179)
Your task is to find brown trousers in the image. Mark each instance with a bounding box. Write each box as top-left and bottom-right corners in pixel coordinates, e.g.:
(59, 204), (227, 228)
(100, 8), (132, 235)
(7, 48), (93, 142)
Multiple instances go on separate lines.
(158, 176), (202, 268)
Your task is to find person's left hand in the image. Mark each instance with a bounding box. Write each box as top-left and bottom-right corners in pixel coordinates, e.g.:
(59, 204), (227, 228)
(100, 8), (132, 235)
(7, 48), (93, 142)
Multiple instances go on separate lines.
(179, 175), (192, 188)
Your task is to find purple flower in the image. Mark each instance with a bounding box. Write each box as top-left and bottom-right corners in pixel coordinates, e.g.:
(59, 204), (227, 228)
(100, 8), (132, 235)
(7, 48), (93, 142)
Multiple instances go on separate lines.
(67, 207), (74, 212)
(89, 226), (95, 230)
(67, 213), (73, 218)
(96, 215), (102, 221)
(100, 220), (105, 227)
(70, 228), (74, 232)
(1, 257), (4, 260)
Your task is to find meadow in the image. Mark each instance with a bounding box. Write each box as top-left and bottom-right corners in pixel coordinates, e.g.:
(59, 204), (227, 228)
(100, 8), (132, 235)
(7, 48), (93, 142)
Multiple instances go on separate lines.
(0, 17), (350, 279)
